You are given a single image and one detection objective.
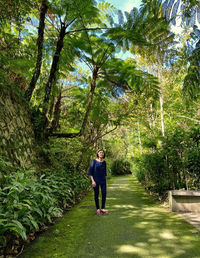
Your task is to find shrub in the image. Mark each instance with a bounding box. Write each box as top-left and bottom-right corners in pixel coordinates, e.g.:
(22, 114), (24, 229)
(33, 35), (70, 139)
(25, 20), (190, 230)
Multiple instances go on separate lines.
(0, 167), (90, 255)
(133, 126), (200, 196)
(111, 159), (132, 175)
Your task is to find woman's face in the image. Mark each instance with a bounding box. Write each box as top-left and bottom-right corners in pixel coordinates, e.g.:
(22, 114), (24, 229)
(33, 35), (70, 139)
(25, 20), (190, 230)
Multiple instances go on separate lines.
(98, 151), (104, 158)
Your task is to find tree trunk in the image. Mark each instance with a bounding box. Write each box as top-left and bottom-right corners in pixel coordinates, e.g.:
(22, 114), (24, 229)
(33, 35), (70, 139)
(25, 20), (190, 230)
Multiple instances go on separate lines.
(95, 125), (102, 148)
(49, 91), (62, 133)
(41, 23), (66, 136)
(88, 120), (93, 142)
(160, 86), (165, 137)
(48, 67), (100, 138)
(150, 103), (157, 130)
(79, 67), (99, 136)
(48, 95), (55, 120)
(138, 121), (142, 154)
(75, 142), (89, 171)
(25, 0), (48, 101)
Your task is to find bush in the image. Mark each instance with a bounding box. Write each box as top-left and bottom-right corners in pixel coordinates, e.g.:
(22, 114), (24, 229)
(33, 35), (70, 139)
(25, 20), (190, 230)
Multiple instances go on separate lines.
(133, 126), (200, 196)
(111, 159), (132, 175)
(132, 152), (170, 195)
(132, 157), (145, 183)
(0, 167), (90, 255)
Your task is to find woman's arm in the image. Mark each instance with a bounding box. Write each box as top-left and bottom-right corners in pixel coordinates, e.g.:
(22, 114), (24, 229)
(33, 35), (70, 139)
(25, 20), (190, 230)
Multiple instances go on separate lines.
(88, 160), (96, 187)
(90, 175), (96, 187)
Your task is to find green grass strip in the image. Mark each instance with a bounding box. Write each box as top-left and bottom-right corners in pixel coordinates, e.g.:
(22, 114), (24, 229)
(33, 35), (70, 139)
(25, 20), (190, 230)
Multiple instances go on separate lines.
(21, 175), (200, 258)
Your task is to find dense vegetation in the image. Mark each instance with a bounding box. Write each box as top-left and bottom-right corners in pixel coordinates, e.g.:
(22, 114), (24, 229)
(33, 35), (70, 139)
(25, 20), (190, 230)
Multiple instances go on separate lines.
(0, 0), (199, 256)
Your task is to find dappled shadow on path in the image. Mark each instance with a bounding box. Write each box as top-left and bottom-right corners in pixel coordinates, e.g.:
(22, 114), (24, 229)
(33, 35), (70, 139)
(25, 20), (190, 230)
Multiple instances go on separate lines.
(104, 176), (200, 257)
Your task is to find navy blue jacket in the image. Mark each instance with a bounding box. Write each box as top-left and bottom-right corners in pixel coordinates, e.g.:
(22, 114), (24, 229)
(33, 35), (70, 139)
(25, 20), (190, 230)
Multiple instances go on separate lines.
(88, 159), (107, 184)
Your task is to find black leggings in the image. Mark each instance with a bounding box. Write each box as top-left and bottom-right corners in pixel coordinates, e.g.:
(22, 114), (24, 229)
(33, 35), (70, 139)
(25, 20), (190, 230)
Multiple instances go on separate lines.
(93, 182), (107, 209)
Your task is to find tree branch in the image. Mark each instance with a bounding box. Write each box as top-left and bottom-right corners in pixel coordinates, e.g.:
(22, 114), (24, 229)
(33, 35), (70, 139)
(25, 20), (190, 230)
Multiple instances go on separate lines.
(48, 125), (118, 140)
(79, 53), (93, 71)
(48, 132), (81, 138)
(176, 115), (200, 123)
(66, 27), (109, 35)
(91, 125), (118, 143)
(66, 18), (77, 27)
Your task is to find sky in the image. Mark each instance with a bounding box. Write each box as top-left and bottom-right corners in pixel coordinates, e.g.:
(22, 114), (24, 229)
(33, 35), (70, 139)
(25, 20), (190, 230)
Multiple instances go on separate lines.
(106, 0), (142, 11)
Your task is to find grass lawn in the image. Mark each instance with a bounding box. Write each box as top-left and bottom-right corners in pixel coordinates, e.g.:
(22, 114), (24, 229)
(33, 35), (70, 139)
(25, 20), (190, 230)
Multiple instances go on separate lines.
(20, 175), (200, 258)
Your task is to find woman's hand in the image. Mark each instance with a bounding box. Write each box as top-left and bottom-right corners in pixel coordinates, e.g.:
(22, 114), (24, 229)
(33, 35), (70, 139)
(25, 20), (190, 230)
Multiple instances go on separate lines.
(92, 180), (96, 188)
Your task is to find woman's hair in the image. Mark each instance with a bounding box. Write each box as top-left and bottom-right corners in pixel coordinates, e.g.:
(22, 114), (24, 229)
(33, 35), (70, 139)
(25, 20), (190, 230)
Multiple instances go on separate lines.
(96, 148), (105, 158)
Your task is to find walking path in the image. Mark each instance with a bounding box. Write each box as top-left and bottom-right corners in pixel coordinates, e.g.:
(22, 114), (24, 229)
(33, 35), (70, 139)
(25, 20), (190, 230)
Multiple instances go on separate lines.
(20, 175), (200, 258)
(175, 212), (200, 231)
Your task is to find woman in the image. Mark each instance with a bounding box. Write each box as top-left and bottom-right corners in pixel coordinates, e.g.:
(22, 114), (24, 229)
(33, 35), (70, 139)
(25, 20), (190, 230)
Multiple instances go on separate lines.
(88, 149), (108, 215)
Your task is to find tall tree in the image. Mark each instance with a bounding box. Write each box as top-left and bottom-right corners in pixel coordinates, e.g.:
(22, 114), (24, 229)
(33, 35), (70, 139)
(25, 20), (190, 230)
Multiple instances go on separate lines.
(39, 0), (105, 138)
(24, 0), (48, 101)
(49, 32), (159, 140)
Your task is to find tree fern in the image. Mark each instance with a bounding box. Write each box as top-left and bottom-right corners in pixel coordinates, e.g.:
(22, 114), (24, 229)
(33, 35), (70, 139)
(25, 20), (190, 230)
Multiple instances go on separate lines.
(182, 40), (200, 100)
(162, 0), (200, 29)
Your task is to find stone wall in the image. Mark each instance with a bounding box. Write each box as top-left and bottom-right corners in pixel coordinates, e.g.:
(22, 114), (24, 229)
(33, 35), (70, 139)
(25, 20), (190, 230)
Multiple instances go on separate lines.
(0, 88), (36, 168)
(169, 190), (200, 212)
